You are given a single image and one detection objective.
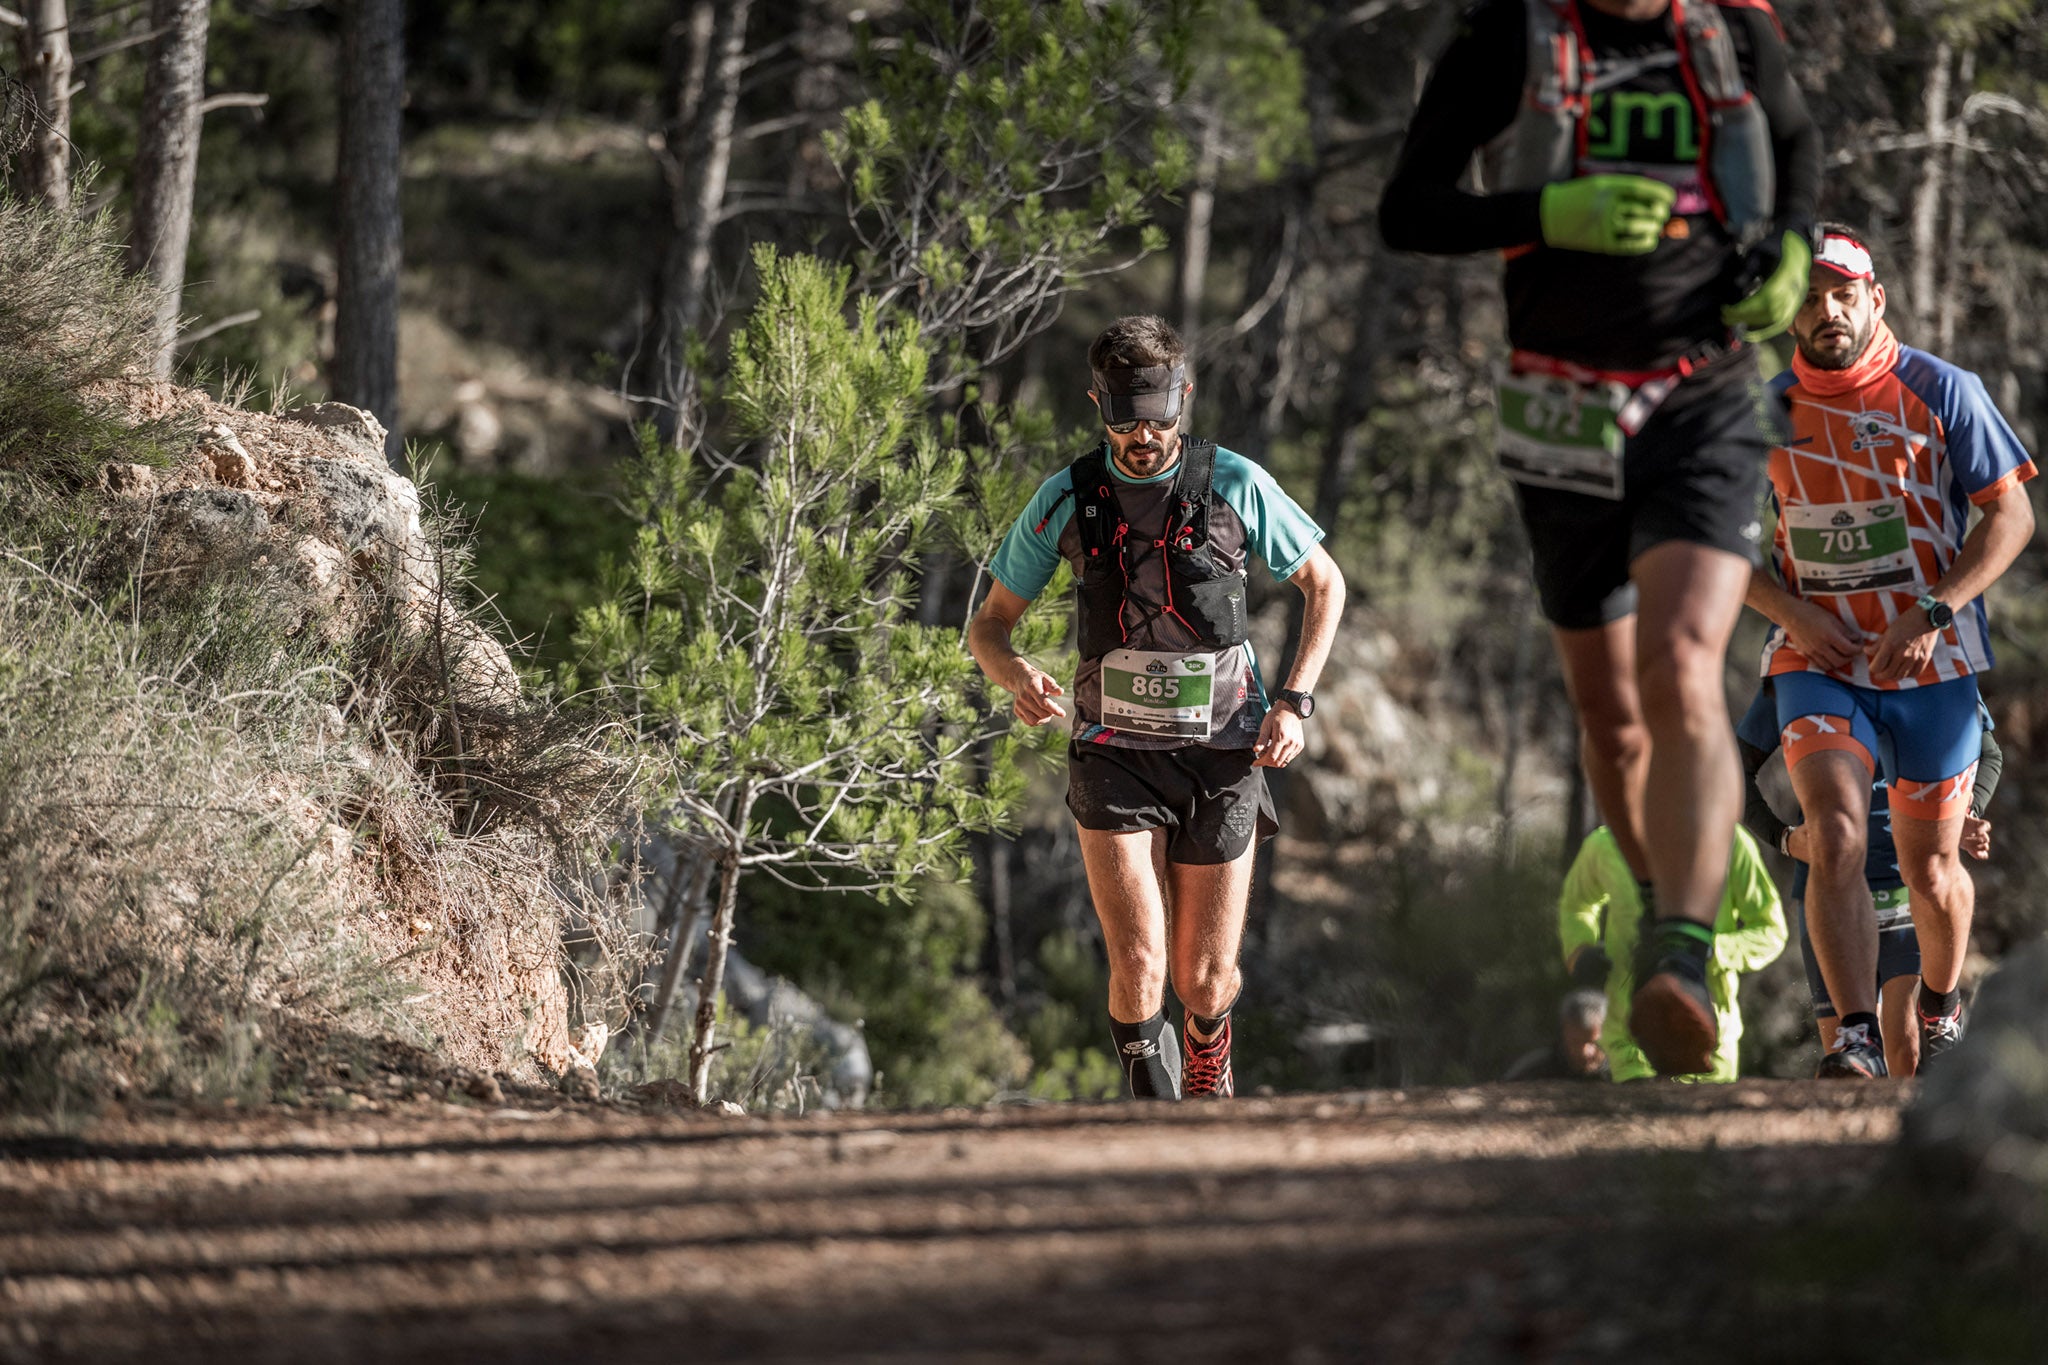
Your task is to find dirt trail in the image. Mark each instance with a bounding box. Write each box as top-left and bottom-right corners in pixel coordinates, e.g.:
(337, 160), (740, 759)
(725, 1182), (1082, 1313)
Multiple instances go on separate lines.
(0, 1084), (1907, 1364)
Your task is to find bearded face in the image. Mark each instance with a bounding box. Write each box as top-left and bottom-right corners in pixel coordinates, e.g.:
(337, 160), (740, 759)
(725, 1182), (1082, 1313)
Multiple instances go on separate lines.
(1792, 275), (1885, 371)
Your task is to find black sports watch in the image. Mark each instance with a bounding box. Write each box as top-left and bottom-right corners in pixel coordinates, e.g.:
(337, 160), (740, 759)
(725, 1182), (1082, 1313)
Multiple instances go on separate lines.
(1917, 593), (1955, 630)
(1274, 688), (1315, 720)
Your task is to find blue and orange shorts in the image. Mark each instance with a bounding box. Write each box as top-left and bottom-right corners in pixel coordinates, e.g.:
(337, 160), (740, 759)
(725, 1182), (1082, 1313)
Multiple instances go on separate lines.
(1772, 672), (1981, 822)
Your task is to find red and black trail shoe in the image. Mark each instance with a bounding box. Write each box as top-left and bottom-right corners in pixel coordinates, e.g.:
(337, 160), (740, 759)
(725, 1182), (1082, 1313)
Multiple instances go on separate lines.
(1182, 1018), (1235, 1098)
(1917, 998), (1967, 1067)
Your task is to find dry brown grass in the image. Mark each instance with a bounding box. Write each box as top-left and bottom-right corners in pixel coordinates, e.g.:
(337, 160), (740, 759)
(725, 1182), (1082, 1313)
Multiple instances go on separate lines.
(0, 199), (650, 1112)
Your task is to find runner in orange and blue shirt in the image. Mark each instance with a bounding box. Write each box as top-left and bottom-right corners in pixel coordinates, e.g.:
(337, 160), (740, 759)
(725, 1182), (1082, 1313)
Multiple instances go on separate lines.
(1744, 224), (2037, 1079)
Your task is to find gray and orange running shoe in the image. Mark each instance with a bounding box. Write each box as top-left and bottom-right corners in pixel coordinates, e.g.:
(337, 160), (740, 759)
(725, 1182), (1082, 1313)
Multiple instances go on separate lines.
(1817, 1021), (1889, 1079)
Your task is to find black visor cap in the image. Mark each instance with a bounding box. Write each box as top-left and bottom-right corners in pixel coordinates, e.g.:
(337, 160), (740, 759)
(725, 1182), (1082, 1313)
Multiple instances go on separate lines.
(1092, 364), (1186, 425)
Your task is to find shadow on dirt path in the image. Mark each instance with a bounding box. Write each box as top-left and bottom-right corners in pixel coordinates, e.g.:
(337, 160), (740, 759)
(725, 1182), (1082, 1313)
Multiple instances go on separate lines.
(0, 1081), (2032, 1364)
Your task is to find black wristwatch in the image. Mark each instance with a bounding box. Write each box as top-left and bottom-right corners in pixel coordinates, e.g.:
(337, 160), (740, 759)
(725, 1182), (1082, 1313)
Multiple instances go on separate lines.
(1917, 593), (1955, 630)
(1274, 688), (1315, 719)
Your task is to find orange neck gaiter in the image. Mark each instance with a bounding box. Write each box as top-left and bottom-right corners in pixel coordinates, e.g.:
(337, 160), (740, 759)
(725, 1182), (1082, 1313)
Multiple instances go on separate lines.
(1791, 319), (1901, 398)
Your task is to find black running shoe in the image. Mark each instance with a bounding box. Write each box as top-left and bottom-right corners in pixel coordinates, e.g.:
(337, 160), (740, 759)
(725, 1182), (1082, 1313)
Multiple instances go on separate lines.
(1816, 1022), (1889, 1079)
(1918, 1000), (1967, 1067)
(1182, 1019), (1235, 1098)
(1628, 966), (1718, 1076)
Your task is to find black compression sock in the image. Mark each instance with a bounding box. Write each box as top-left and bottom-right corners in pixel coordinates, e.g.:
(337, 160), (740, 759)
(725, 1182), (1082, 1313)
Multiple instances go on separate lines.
(1839, 1011), (1881, 1047)
(1109, 1007), (1183, 1099)
(1187, 987), (1238, 1043)
(1919, 985), (1960, 1019)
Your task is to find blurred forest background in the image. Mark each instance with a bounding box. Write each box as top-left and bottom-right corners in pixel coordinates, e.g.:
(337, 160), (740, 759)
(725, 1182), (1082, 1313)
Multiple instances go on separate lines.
(9, 0), (2048, 1105)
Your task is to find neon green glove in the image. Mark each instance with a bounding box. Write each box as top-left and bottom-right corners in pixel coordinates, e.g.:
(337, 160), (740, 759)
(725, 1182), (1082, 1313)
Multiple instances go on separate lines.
(1538, 175), (1677, 255)
(1722, 231), (1812, 340)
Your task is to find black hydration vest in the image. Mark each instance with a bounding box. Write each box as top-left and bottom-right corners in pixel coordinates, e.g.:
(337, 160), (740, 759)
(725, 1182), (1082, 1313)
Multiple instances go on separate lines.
(1064, 440), (1250, 661)
(1483, 0), (1776, 251)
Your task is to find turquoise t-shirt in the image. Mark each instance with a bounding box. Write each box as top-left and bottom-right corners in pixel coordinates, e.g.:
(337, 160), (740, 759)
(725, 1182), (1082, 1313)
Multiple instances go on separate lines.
(991, 445), (1324, 600)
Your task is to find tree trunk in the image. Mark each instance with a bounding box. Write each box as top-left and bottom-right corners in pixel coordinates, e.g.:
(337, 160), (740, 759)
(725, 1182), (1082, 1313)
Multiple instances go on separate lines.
(1312, 259), (1406, 531)
(641, 845), (717, 1046)
(127, 0), (209, 379)
(1175, 117), (1222, 346)
(689, 785), (756, 1104)
(656, 0), (751, 440)
(985, 832), (1016, 1007)
(1561, 709), (1593, 874)
(1908, 40), (1953, 334)
(334, 0), (406, 471)
(1495, 594), (1536, 834)
(15, 0), (72, 210)
(1936, 48), (1975, 355)
(783, 0), (842, 199)
(1250, 26), (1336, 444)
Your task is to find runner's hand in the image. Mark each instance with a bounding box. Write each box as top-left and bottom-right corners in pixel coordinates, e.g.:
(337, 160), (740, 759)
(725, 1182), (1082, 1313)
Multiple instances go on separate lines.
(1253, 705), (1303, 769)
(1867, 608), (1940, 682)
(1784, 599), (1862, 673)
(1538, 175), (1676, 256)
(1784, 824), (1811, 863)
(1006, 660), (1066, 726)
(1962, 815), (1993, 860)
(1721, 231), (1812, 341)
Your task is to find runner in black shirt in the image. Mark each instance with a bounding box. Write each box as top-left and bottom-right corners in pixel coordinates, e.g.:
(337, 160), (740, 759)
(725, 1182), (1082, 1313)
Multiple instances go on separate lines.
(1380, 0), (1821, 1075)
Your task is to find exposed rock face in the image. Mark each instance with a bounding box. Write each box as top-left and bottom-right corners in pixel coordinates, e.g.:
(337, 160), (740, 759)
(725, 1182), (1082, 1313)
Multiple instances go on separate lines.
(438, 611), (523, 710)
(1903, 936), (2048, 1212)
(282, 402), (391, 467)
(613, 829), (875, 1108)
(100, 462), (158, 497)
(97, 389), (560, 1082)
(147, 487), (270, 571)
(1284, 625), (1457, 843)
(302, 456), (420, 559)
(725, 951), (874, 1108)
(199, 425), (259, 489)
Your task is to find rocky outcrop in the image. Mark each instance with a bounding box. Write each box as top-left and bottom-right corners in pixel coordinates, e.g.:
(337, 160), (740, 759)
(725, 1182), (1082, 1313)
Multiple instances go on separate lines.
(724, 951), (874, 1108)
(1277, 623), (1463, 843)
(97, 384), (573, 1083)
(147, 487), (270, 571)
(281, 402), (393, 466)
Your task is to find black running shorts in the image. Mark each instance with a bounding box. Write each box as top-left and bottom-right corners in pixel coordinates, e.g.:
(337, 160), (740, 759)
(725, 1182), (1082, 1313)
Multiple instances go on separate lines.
(1513, 359), (1780, 631)
(1066, 740), (1278, 865)
(1795, 900), (1922, 1020)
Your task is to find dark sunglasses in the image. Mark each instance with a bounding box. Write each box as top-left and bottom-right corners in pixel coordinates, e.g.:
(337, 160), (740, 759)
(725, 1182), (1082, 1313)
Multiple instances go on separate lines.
(1102, 412), (1180, 436)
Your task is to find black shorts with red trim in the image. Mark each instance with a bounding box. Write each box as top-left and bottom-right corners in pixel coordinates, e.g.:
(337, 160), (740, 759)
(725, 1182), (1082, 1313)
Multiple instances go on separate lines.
(1066, 740), (1278, 865)
(1515, 357), (1780, 631)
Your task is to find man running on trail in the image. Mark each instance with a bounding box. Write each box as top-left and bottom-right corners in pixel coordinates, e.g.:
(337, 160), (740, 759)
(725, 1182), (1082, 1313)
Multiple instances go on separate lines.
(1743, 225), (2036, 1078)
(1735, 678), (2003, 1078)
(1378, 0), (1822, 1074)
(1556, 822), (1784, 1082)
(967, 316), (1345, 1099)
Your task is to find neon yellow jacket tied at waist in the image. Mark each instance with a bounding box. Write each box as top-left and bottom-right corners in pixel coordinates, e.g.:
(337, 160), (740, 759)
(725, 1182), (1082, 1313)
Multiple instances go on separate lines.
(1558, 826), (1786, 1083)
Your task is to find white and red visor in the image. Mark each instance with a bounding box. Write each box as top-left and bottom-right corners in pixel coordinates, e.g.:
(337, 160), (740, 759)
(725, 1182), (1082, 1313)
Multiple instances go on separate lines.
(1815, 233), (1875, 282)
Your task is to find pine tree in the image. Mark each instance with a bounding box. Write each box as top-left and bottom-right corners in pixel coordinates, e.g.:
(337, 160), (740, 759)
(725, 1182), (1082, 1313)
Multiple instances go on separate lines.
(574, 247), (1031, 1102)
